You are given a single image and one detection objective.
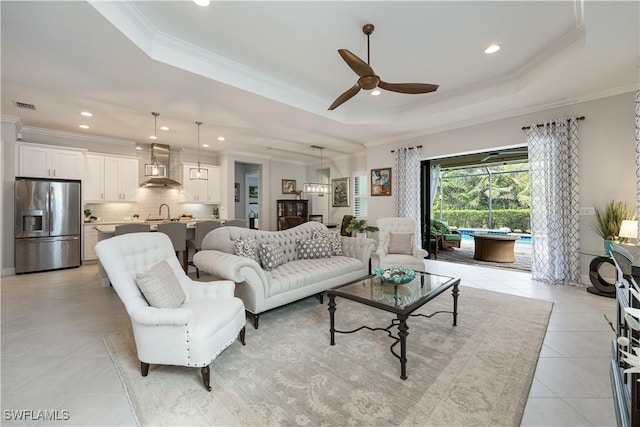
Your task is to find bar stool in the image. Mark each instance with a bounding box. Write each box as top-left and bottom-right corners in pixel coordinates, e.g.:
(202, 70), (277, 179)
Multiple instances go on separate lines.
(187, 220), (222, 278)
(115, 223), (150, 235)
(156, 222), (188, 272)
(225, 219), (248, 228)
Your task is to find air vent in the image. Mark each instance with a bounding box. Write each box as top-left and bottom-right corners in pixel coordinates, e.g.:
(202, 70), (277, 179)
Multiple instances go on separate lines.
(15, 101), (36, 111)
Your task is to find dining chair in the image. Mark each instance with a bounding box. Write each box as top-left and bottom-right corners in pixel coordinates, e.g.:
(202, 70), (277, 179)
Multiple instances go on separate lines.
(187, 220), (222, 278)
(115, 223), (151, 235)
(157, 222), (188, 272)
(340, 215), (354, 236)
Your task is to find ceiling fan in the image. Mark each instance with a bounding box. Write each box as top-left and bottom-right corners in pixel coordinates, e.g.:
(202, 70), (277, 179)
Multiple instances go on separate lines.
(328, 24), (439, 111)
(481, 150), (528, 162)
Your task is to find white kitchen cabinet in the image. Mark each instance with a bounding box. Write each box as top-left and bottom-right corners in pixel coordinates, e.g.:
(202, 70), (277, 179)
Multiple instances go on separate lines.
(85, 153), (138, 202)
(83, 225), (98, 261)
(17, 142), (84, 179)
(181, 163), (221, 203)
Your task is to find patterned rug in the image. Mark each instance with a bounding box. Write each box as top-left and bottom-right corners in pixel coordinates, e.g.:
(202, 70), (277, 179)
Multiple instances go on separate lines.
(105, 286), (551, 426)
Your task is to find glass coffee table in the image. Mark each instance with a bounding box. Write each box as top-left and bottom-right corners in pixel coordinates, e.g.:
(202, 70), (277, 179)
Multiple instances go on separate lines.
(327, 271), (460, 380)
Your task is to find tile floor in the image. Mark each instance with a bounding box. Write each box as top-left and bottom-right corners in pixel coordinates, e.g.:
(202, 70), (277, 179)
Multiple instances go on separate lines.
(1, 260), (617, 426)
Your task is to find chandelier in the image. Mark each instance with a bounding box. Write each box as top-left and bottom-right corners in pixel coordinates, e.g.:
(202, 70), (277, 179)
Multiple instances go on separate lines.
(303, 145), (330, 195)
(189, 121), (208, 180)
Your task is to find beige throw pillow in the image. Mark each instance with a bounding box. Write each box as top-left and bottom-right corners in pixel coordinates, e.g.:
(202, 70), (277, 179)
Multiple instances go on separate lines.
(387, 232), (414, 255)
(136, 260), (186, 308)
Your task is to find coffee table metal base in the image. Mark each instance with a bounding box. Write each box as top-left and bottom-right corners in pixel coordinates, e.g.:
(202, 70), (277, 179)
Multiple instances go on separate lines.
(328, 284), (459, 380)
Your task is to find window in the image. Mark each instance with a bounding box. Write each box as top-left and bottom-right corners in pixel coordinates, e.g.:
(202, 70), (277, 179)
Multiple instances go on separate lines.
(353, 172), (368, 217)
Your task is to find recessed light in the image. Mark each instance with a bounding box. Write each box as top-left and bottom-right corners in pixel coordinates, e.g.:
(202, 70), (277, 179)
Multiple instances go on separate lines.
(217, 136), (225, 141)
(193, 0), (210, 6)
(484, 44), (501, 54)
(371, 89), (381, 96)
(149, 135), (158, 140)
(78, 124), (89, 129)
(160, 126), (169, 131)
(80, 111), (93, 117)
(202, 144), (209, 148)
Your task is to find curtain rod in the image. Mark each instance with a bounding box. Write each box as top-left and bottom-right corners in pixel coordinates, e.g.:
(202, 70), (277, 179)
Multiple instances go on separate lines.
(390, 145), (422, 153)
(521, 116), (585, 130)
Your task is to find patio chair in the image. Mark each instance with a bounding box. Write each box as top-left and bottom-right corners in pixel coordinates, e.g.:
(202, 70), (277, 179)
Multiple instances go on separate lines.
(430, 219), (462, 251)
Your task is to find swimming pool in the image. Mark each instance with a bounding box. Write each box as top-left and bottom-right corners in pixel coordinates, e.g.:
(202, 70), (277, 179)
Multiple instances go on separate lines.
(457, 228), (531, 245)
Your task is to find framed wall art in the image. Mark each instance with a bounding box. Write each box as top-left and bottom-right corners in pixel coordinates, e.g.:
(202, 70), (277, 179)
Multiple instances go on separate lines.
(281, 179), (297, 194)
(332, 177), (350, 207)
(371, 167), (392, 196)
(249, 186), (259, 199)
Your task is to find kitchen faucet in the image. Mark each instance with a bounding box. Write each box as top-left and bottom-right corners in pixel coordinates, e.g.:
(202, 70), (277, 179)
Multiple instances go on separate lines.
(159, 203), (170, 220)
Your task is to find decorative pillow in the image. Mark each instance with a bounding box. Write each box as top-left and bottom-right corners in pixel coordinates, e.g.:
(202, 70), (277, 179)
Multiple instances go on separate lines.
(136, 260), (186, 308)
(387, 232), (414, 255)
(296, 238), (332, 259)
(234, 237), (260, 264)
(259, 242), (286, 271)
(312, 229), (343, 256)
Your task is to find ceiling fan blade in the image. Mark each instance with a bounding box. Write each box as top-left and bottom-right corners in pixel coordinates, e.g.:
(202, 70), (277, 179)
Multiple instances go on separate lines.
(328, 84), (361, 110)
(338, 49), (374, 77)
(378, 81), (439, 94)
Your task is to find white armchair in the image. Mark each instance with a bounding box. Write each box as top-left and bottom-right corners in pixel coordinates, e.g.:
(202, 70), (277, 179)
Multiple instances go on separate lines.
(375, 217), (428, 272)
(95, 232), (246, 391)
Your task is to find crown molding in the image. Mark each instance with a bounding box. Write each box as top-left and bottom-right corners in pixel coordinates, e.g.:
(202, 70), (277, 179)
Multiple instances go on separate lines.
(20, 126), (137, 147)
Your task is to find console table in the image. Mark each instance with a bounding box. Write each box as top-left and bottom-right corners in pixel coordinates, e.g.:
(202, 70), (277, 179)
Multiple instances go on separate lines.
(610, 247), (639, 427)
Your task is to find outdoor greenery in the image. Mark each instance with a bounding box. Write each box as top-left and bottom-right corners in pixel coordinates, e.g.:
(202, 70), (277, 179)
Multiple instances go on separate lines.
(432, 163), (530, 231)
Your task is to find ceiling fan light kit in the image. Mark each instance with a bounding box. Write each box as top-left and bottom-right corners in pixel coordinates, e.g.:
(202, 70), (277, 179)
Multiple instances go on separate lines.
(328, 23), (439, 110)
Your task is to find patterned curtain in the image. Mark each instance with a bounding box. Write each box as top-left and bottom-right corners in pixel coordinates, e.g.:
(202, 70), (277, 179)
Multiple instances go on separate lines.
(636, 91), (640, 237)
(393, 147), (422, 245)
(430, 164), (441, 213)
(528, 118), (581, 285)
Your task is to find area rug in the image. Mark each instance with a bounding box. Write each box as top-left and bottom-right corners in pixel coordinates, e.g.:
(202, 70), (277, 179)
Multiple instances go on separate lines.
(104, 286), (552, 426)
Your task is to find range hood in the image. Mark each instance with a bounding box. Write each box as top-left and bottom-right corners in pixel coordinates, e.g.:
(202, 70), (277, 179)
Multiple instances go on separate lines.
(140, 143), (182, 188)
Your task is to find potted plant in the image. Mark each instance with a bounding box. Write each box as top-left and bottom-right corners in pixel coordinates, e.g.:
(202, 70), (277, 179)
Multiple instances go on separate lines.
(83, 209), (92, 223)
(593, 200), (635, 254)
(345, 218), (379, 238)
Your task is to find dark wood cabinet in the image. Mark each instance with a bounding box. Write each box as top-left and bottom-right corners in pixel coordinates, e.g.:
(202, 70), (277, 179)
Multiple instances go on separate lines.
(276, 200), (308, 230)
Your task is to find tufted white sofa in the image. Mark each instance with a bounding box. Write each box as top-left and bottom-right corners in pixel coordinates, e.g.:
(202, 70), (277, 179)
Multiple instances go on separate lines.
(193, 221), (376, 328)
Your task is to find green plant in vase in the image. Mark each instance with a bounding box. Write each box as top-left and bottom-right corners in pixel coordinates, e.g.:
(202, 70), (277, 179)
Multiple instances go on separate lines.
(593, 200), (635, 254)
(345, 218), (379, 237)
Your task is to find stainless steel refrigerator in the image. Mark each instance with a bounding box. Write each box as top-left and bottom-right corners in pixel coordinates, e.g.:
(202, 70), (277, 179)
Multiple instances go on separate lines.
(14, 178), (81, 273)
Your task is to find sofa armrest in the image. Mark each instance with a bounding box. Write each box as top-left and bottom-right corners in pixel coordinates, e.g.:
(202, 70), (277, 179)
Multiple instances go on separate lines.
(412, 246), (429, 258)
(194, 250), (265, 282)
(131, 306), (193, 326)
(340, 236), (376, 266)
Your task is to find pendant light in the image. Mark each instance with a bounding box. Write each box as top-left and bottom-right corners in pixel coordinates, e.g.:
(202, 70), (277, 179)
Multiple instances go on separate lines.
(145, 112), (165, 177)
(189, 121), (208, 180)
(303, 145), (330, 195)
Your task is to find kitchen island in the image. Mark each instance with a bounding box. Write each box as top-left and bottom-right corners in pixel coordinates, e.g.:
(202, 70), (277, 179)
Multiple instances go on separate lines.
(94, 220), (201, 287)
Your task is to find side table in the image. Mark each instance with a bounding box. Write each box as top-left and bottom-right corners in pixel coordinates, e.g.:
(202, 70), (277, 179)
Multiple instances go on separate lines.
(586, 256), (616, 297)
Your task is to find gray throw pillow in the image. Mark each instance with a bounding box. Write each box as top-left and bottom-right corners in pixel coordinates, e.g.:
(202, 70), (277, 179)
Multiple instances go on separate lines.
(136, 259), (186, 308)
(296, 238), (332, 259)
(259, 242), (285, 271)
(311, 229), (343, 256)
(388, 232), (414, 255)
(234, 237), (260, 264)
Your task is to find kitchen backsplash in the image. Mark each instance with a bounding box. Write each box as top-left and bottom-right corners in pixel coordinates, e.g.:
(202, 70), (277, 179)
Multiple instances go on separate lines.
(84, 187), (218, 222)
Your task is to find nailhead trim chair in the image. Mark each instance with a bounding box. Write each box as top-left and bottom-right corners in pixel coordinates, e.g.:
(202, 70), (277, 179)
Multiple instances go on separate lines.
(95, 232), (246, 391)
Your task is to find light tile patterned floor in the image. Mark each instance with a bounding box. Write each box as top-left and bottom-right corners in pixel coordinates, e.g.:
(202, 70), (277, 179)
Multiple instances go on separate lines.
(1, 261), (616, 426)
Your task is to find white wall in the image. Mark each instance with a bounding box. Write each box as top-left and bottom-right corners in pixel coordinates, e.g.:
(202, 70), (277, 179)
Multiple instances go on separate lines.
(365, 91), (637, 280)
(1, 118), (18, 275)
